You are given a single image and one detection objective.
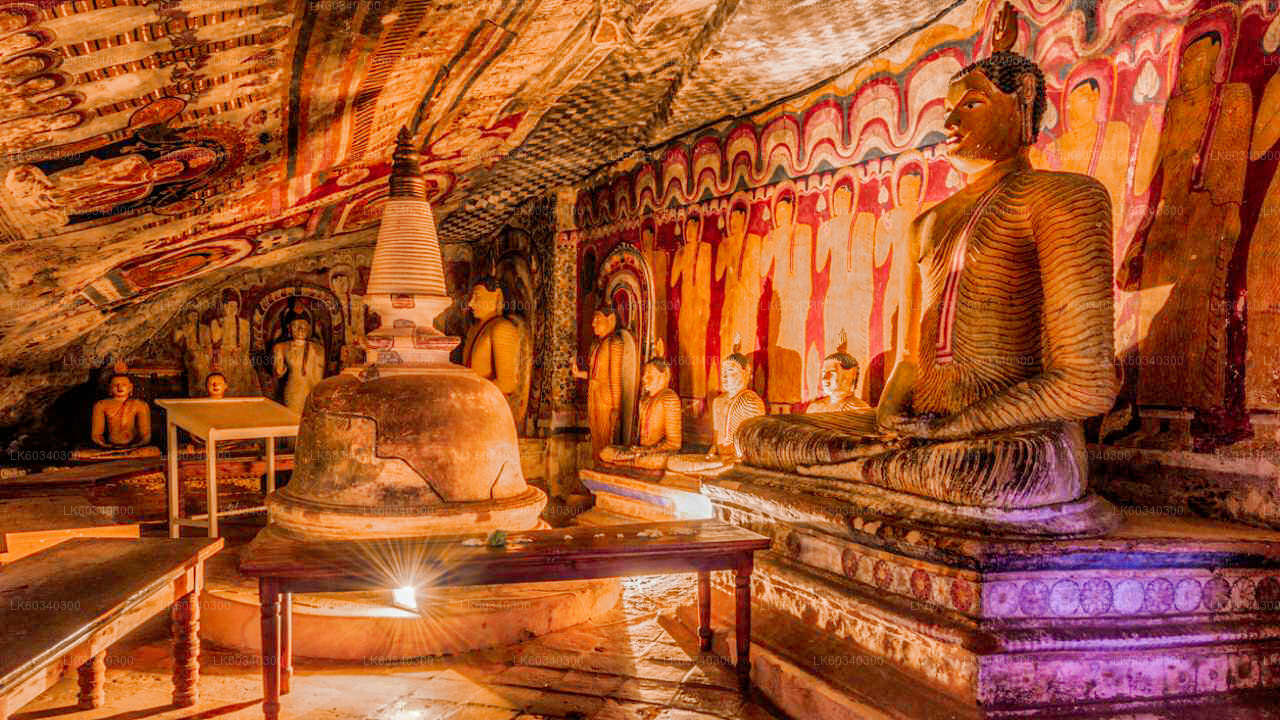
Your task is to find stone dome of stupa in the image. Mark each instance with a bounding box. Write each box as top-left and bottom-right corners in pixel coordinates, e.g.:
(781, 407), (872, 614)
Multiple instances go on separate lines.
(264, 127), (544, 539)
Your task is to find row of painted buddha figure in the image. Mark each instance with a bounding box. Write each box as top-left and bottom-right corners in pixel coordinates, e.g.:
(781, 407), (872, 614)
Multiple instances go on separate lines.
(581, 302), (869, 472)
(579, 8), (1121, 523)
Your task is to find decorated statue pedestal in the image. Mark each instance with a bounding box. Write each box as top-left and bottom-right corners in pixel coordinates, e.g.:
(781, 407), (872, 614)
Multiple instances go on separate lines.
(649, 464), (1280, 718)
(576, 464), (713, 525)
(206, 128), (618, 661)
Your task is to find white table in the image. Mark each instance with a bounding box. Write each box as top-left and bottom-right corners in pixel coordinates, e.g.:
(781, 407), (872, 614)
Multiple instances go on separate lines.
(156, 398), (301, 538)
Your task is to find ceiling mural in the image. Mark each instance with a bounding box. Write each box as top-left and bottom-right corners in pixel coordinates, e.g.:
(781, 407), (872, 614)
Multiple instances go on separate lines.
(0, 0), (959, 373)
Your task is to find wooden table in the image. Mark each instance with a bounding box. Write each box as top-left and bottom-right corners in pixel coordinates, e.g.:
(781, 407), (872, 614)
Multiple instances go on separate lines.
(240, 519), (771, 719)
(157, 398), (301, 538)
(0, 537), (223, 720)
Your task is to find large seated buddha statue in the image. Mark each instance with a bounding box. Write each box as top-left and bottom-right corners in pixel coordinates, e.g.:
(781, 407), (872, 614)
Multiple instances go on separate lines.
(737, 38), (1117, 511)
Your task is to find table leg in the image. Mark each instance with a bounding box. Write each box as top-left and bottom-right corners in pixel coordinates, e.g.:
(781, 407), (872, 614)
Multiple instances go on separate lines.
(171, 591), (200, 707)
(734, 559), (752, 692)
(280, 593), (293, 695)
(167, 421), (179, 538)
(259, 581), (281, 720)
(265, 436), (276, 494)
(76, 652), (105, 709)
(697, 570), (712, 652)
(206, 435), (218, 538)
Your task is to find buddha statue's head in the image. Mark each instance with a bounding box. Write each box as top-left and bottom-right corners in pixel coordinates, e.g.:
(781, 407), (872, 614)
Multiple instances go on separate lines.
(641, 357), (671, 397)
(288, 316), (311, 342)
(819, 351), (859, 401)
(592, 305), (618, 338)
(108, 373), (133, 401)
(1178, 31), (1221, 94)
(222, 295), (239, 318)
(205, 372), (228, 399)
(468, 277), (505, 321)
(721, 351), (751, 397)
(945, 51), (1046, 175)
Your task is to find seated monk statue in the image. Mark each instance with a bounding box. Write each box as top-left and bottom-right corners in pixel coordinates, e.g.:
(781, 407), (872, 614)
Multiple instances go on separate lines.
(806, 334), (871, 414)
(463, 277), (532, 426)
(668, 340), (765, 472)
(600, 341), (682, 470)
(75, 370), (160, 459)
(736, 27), (1116, 510)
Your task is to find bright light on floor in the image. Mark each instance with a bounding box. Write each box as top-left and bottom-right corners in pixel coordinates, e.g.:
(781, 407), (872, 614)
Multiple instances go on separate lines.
(392, 586), (417, 610)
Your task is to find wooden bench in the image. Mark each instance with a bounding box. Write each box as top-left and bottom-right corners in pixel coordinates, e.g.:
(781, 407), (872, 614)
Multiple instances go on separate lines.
(240, 519), (771, 720)
(0, 537), (223, 720)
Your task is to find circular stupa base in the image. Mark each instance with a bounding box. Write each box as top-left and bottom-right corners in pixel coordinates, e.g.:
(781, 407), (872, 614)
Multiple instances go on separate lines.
(199, 546), (621, 660)
(265, 485), (548, 539)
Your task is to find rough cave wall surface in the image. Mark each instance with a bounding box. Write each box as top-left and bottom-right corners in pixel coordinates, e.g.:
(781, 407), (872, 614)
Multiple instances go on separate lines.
(0, 0), (962, 440)
(568, 0), (1280, 527)
(0, 237), (498, 453)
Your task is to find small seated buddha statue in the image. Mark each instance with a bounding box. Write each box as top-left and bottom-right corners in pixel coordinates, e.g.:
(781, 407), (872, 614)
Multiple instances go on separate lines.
(75, 370), (160, 459)
(668, 340), (765, 473)
(599, 341), (682, 470)
(735, 14), (1116, 511)
(806, 334), (871, 414)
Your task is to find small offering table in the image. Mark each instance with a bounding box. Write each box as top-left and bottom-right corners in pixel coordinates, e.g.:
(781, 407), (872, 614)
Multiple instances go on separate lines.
(240, 519), (771, 719)
(157, 398), (301, 537)
(0, 537), (223, 720)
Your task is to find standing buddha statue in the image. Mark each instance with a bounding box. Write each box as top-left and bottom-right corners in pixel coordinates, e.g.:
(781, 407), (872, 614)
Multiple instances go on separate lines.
(572, 305), (627, 460)
(273, 315), (326, 413)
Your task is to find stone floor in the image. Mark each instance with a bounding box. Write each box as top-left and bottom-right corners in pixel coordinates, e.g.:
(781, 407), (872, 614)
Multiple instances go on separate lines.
(12, 574), (782, 720)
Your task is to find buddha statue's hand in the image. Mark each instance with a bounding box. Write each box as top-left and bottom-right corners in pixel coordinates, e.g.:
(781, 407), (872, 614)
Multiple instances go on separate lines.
(878, 412), (954, 441)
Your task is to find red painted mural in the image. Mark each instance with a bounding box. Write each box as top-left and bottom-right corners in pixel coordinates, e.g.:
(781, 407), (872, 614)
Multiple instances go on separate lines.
(574, 0), (1280, 445)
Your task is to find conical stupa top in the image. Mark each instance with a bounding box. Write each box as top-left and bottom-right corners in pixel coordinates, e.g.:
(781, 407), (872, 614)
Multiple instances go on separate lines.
(365, 127), (448, 298)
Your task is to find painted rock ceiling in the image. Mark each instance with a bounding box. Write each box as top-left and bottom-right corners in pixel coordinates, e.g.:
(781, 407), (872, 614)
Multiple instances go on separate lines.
(0, 0), (955, 377)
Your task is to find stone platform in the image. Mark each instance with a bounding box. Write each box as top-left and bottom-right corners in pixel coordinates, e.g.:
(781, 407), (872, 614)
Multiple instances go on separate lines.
(0, 493), (139, 564)
(199, 537), (622, 660)
(634, 465), (1280, 718)
(576, 465), (714, 526)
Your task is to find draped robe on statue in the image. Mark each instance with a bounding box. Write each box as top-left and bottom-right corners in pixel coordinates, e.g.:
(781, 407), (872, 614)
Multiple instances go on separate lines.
(738, 168), (1115, 510)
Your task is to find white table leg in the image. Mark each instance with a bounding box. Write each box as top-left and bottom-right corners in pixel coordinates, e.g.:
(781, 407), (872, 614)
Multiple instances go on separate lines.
(206, 434), (218, 538)
(265, 436), (276, 494)
(167, 421), (179, 539)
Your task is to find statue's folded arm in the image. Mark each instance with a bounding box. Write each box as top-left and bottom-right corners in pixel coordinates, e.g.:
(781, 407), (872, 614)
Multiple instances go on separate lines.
(932, 175), (1117, 440)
